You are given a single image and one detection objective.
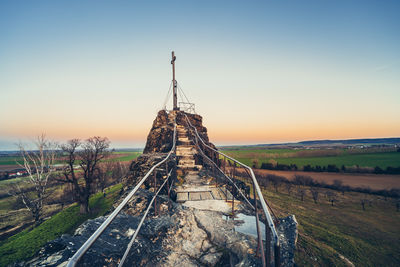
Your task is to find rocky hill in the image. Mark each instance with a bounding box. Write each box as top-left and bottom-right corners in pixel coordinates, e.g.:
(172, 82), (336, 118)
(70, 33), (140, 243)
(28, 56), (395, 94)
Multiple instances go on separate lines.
(20, 109), (297, 267)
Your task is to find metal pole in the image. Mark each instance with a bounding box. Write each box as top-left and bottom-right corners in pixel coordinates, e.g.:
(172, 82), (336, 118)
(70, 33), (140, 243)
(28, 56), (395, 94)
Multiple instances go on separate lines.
(255, 208), (266, 267)
(274, 244), (280, 267)
(171, 51), (178, 110)
(266, 221), (272, 267)
(252, 181), (266, 266)
(223, 156), (226, 173)
(154, 171), (157, 216)
(166, 162), (170, 210)
(225, 182), (228, 201)
(232, 163), (236, 215)
(253, 183), (260, 257)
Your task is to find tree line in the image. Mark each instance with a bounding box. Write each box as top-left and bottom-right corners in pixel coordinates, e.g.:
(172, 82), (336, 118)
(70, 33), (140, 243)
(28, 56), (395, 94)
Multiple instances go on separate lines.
(9, 135), (128, 226)
(258, 162), (400, 175)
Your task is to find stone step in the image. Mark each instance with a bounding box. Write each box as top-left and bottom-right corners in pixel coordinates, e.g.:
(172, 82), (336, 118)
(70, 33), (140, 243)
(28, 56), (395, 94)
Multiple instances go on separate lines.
(178, 162), (196, 167)
(178, 156), (195, 161)
(176, 146), (194, 151)
(177, 165), (203, 170)
(177, 152), (196, 157)
(176, 150), (196, 156)
(176, 192), (189, 202)
(176, 188), (230, 203)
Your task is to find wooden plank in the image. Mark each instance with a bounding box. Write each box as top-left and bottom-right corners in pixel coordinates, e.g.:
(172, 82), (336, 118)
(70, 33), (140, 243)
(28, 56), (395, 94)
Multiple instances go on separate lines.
(211, 188), (222, 200)
(190, 192), (201, 201)
(176, 192), (188, 202)
(218, 188), (227, 199)
(200, 191), (213, 200)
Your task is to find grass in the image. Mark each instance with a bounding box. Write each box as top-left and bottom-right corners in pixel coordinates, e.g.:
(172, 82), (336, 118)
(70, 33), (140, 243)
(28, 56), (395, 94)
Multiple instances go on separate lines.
(110, 152), (141, 162)
(260, 185), (400, 266)
(0, 152), (140, 168)
(272, 152), (400, 169)
(0, 183), (123, 266)
(221, 149), (400, 169)
(0, 156), (24, 166)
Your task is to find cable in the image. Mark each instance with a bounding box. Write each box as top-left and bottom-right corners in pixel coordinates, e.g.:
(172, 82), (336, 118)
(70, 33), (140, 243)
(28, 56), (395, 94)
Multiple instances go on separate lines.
(162, 81), (173, 110)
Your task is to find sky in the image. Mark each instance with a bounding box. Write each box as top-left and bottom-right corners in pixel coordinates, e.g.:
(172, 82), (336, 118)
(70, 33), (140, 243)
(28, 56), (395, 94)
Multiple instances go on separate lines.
(0, 0), (399, 149)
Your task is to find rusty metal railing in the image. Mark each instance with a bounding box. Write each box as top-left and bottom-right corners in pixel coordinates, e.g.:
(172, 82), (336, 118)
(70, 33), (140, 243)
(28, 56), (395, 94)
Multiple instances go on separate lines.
(66, 122), (177, 267)
(183, 113), (280, 267)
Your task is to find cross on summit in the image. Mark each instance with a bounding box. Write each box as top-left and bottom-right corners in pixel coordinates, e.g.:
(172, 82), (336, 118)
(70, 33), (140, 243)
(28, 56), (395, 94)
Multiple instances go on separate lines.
(171, 51), (179, 111)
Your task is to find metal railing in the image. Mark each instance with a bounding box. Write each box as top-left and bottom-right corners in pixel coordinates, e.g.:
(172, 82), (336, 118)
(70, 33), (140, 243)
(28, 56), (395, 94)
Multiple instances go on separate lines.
(67, 123), (177, 267)
(183, 113), (280, 267)
(178, 101), (195, 114)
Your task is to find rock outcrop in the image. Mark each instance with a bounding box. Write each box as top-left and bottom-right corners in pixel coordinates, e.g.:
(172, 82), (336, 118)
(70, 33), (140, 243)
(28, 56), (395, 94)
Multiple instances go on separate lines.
(24, 190), (263, 266)
(143, 110), (218, 158)
(127, 110), (219, 187)
(143, 110), (175, 154)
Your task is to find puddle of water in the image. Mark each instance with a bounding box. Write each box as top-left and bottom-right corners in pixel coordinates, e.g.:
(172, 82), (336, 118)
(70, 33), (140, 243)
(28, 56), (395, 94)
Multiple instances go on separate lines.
(224, 213), (266, 240)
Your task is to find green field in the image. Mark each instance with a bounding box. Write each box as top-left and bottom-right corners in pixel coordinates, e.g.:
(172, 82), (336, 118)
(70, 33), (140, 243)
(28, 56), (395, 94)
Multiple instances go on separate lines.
(0, 156), (24, 166)
(221, 148), (400, 169)
(111, 151), (141, 162)
(0, 151), (141, 167)
(260, 184), (400, 266)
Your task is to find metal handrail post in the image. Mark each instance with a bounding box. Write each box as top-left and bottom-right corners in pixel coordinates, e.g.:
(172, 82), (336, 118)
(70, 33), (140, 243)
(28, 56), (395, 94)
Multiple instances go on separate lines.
(274, 244), (281, 267)
(154, 170), (157, 216)
(266, 219), (272, 267)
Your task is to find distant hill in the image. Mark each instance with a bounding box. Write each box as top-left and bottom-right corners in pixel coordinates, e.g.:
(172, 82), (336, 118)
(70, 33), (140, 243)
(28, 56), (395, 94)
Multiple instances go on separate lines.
(297, 138), (400, 146)
(219, 137), (400, 149)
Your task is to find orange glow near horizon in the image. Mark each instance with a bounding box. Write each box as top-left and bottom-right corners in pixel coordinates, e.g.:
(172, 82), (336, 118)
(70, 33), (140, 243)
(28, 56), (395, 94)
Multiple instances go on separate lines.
(1, 111), (400, 147)
(206, 120), (400, 145)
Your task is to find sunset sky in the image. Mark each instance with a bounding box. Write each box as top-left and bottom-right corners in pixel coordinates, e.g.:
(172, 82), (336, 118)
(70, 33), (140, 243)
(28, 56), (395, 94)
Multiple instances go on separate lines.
(1, 1), (399, 149)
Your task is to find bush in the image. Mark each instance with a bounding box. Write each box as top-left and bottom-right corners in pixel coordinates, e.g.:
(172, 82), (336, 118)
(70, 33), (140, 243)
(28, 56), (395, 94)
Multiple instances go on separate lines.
(374, 166), (384, 174)
(326, 164), (340, 172)
(260, 162), (274, 170)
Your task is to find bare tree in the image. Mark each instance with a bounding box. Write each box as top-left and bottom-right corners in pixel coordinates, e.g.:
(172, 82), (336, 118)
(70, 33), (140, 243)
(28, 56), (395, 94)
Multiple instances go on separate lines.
(361, 199), (367, 210)
(297, 187), (306, 201)
(326, 191), (338, 206)
(271, 178), (281, 193)
(310, 188), (319, 203)
(9, 134), (57, 225)
(333, 179), (346, 195)
(112, 161), (129, 183)
(285, 183), (293, 196)
(59, 137), (110, 214)
(96, 160), (119, 196)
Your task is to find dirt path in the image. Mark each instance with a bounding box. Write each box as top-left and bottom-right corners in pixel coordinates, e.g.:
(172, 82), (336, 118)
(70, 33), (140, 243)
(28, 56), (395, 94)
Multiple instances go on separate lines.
(250, 169), (400, 190)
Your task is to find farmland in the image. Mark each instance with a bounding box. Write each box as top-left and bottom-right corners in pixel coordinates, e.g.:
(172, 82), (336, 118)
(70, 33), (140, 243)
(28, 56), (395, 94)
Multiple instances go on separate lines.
(251, 169), (400, 190)
(221, 147), (400, 169)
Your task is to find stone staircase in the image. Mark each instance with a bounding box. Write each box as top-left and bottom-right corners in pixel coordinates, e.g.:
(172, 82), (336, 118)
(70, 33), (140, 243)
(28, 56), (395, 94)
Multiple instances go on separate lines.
(176, 124), (202, 171)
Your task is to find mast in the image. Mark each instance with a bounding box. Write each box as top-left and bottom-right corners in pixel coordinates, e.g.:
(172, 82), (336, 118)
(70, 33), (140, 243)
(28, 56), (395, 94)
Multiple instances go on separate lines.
(171, 51), (178, 110)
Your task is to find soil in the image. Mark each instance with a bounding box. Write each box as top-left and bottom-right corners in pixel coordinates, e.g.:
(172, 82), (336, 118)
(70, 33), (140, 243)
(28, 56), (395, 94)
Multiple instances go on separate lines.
(250, 169), (400, 190)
